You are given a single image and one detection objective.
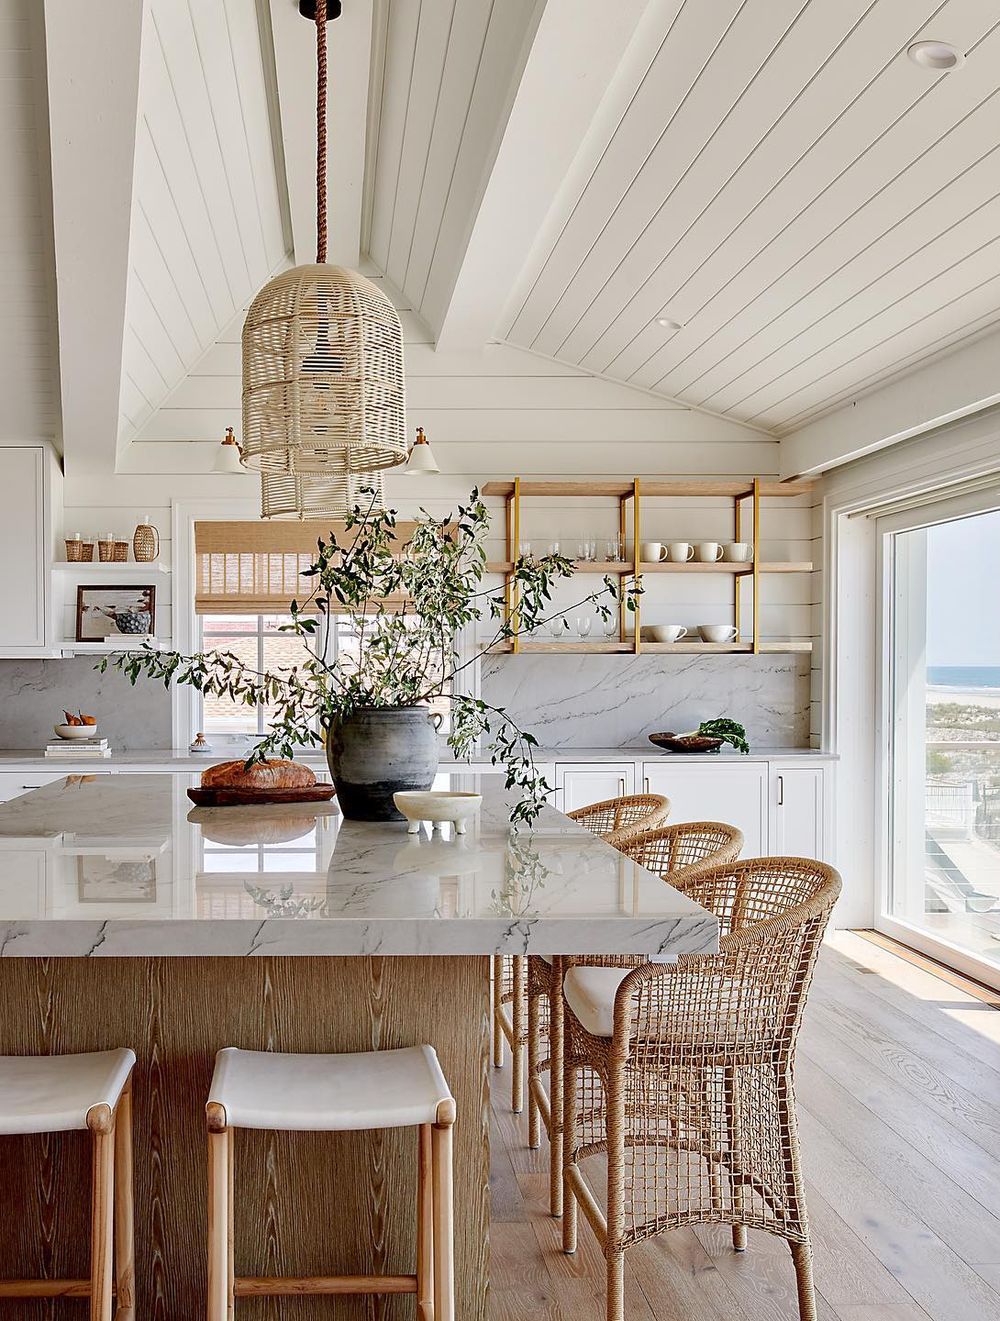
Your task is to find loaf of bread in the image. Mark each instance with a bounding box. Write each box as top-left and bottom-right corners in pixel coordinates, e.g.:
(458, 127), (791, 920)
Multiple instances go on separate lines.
(200, 759), (317, 790)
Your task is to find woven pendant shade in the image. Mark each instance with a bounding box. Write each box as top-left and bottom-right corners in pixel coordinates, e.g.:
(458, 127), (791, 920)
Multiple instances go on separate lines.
(260, 466), (384, 521)
(242, 264), (407, 480)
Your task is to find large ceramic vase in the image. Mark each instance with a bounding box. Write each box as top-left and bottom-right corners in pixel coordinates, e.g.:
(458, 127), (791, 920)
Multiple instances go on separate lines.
(327, 706), (441, 821)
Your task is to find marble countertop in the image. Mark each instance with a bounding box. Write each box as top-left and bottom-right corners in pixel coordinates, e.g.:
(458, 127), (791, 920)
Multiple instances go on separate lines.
(0, 746), (835, 772)
(0, 773), (718, 959)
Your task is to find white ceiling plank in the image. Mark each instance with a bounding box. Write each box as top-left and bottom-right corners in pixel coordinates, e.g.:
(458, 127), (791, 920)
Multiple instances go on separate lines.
(404, 0), (536, 317)
(749, 260), (1000, 430)
(365, 0), (421, 272)
(129, 208), (206, 366)
(270, 0), (373, 268)
(629, 4), (1000, 400)
(563, 0), (942, 373)
(44, 0), (145, 471)
(700, 179), (1000, 414)
(431, 0), (653, 353)
(779, 322), (1000, 477)
(383, 0), (458, 290)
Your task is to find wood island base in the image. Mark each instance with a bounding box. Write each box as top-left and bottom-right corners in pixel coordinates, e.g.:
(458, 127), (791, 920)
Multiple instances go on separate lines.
(0, 956), (490, 1321)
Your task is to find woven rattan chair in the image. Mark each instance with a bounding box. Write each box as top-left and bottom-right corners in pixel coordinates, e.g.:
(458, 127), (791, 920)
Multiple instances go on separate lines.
(527, 822), (743, 1217)
(492, 794), (670, 1116)
(560, 856), (841, 1321)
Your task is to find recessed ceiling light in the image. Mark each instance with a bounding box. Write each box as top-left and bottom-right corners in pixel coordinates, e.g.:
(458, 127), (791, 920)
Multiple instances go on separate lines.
(656, 316), (682, 330)
(907, 40), (964, 71)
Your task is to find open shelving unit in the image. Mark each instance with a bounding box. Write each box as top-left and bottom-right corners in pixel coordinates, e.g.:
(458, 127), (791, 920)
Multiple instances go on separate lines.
(481, 477), (815, 656)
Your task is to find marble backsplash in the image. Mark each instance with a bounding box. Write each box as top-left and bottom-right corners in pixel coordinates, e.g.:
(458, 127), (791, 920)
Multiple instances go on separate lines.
(0, 659), (172, 750)
(480, 653), (810, 749)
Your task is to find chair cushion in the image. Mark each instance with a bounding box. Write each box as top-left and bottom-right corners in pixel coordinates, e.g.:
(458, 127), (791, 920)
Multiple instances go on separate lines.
(0, 1049), (135, 1135)
(563, 966), (631, 1038)
(208, 1045), (453, 1132)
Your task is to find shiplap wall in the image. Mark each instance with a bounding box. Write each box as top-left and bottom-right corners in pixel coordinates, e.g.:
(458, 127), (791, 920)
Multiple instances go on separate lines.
(120, 0), (288, 444)
(0, 0), (58, 441)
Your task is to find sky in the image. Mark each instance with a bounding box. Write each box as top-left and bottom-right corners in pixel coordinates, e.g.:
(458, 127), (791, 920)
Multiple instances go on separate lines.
(925, 508), (1000, 667)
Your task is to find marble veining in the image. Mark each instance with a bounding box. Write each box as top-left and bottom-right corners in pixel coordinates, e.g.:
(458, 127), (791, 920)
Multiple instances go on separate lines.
(0, 658), (171, 750)
(0, 774), (718, 959)
(480, 652), (810, 748)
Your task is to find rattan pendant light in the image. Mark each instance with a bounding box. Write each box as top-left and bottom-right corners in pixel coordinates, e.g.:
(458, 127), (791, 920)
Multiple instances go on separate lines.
(241, 0), (406, 519)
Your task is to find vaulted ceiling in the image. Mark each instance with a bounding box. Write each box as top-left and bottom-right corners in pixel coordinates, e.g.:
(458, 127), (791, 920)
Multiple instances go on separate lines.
(8, 0), (1000, 475)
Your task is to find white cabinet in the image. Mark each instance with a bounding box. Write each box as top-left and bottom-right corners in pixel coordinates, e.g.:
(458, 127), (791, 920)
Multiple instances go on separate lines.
(557, 763), (636, 814)
(641, 761), (769, 856)
(0, 772), (66, 804)
(768, 763), (830, 861)
(0, 849), (47, 917)
(0, 446), (59, 656)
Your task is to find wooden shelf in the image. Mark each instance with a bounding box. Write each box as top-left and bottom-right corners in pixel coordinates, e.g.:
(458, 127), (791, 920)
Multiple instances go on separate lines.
(482, 479), (815, 498)
(54, 561), (170, 575)
(483, 640), (812, 655)
(487, 560), (812, 575)
(60, 639), (164, 656)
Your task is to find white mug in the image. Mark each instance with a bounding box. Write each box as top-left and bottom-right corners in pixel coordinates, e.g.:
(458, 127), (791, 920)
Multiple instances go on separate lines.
(666, 541), (694, 562)
(723, 541), (754, 562)
(698, 623), (739, 643)
(640, 541), (668, 562)
(695, 542), (725, 563)
(651, 624), (688, 643)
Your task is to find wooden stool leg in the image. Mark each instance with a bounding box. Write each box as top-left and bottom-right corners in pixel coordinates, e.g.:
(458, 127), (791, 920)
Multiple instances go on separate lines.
(113, 1081), (135, 1320)
(431, 1122), (455, 1321)
(416, 1125), (434, 1320)
(226, 1129), (235, 1320)
(510, 955), (524, 1114)
(89, 1115), (115, 1321)
(491, 956), (505, 1069)
(790, 1239), (817, 1321)
(527, 982), (541, 1149)
(207, 1128), (232, 1321)
(548, 957), (564, 1219)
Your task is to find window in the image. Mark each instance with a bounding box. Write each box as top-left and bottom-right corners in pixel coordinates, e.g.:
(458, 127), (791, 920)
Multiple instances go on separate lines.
(880, 494), (1000, 983)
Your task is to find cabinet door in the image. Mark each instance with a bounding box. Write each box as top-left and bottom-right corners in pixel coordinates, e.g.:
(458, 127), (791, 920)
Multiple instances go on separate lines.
(0, 850), (47, 917)
(0, 448), (45, 647)
(0, 772), (65, 803)
(642, 762), (768, 856)
(768, 765), (828, 860)
(557, 763), (636, 815)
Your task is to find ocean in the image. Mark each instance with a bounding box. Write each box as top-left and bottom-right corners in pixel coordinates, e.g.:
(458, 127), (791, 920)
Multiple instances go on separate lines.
(928, 666), (1000, 690)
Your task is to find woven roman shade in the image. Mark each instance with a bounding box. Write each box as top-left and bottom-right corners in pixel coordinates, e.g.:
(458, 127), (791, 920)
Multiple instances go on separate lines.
(194, 520), (418, 615)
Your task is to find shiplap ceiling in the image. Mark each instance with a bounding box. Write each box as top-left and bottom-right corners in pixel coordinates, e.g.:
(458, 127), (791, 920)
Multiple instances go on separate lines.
(119, 0), (288, 443)
(499, 0), (1000, 434)
(26, 0), (1000, 466)
(0, 0), (58, 441)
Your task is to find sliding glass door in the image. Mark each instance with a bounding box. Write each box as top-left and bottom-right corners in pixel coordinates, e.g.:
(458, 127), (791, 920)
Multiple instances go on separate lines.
(879, 490), (1000, 984)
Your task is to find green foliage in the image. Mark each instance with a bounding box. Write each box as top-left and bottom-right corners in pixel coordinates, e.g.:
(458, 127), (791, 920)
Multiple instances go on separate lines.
(696, 717), (750, 755)
(926, 749), (954, 776)
(98, 489), (638, 824)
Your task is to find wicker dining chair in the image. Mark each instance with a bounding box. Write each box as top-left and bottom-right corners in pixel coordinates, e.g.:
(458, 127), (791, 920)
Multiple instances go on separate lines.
(559, 856), (841, 1321)
(492, 793), (670, 1116)
(526, 821), (743, 1216)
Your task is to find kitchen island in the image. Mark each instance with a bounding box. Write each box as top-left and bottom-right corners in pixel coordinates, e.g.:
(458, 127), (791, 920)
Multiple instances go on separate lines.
(0, 774), (717, 1320)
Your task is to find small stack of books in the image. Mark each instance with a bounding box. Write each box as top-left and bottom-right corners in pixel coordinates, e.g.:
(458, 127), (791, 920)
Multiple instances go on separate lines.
(45, 737), (112, 760)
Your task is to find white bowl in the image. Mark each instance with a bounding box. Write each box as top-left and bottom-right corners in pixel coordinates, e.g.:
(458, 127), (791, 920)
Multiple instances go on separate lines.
(53, 723), (99, 740)
(393, 790), (483, 835)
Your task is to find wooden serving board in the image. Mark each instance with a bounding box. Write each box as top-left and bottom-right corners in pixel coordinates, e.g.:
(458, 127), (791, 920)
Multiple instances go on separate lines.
(186, 783), (337, 806)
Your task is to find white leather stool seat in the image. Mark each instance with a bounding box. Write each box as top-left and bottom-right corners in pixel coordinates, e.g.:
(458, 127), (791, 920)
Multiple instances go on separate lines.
(208, 1045), (454, 1132)
(0, 1049), (136, 1135)
(563, 966), (630, 1038)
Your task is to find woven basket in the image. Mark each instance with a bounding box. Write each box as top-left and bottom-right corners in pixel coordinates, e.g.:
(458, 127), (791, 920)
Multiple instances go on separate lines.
(64, 539), (94, 562)
(132, 523), (160, 562)
(241, 265), (408, 480)
(98, 539), (129, 563)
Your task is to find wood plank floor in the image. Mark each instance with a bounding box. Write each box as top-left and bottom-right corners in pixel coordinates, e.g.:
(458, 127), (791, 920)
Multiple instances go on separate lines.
(489, 932), (1000, 1321)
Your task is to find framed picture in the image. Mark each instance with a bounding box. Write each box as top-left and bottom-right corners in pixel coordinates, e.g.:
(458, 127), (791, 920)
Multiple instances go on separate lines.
(77, 854), (158, 903)
(76, 584), (157, 641)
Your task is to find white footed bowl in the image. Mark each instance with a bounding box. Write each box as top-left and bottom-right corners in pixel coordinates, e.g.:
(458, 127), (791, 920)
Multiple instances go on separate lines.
(392, 790), (483, 835)
(53, 723), (99, 739)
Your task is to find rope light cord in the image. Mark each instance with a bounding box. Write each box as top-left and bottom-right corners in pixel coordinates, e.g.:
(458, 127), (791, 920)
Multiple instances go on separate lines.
(315, 0), (327, 264)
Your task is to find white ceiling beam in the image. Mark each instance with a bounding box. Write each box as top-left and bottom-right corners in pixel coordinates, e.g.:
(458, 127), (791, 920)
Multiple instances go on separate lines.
(779, 325), (1000, 478)
(431, 0), (659, 354)
(269, 0), (373, 268)
(43, 0), (145, 476)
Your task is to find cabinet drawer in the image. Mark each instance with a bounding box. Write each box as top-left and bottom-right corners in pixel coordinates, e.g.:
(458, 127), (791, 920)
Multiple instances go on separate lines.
(556, 763), (636, 815)
(0, 772), (65, 803)
(641, 761), (768, 857)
